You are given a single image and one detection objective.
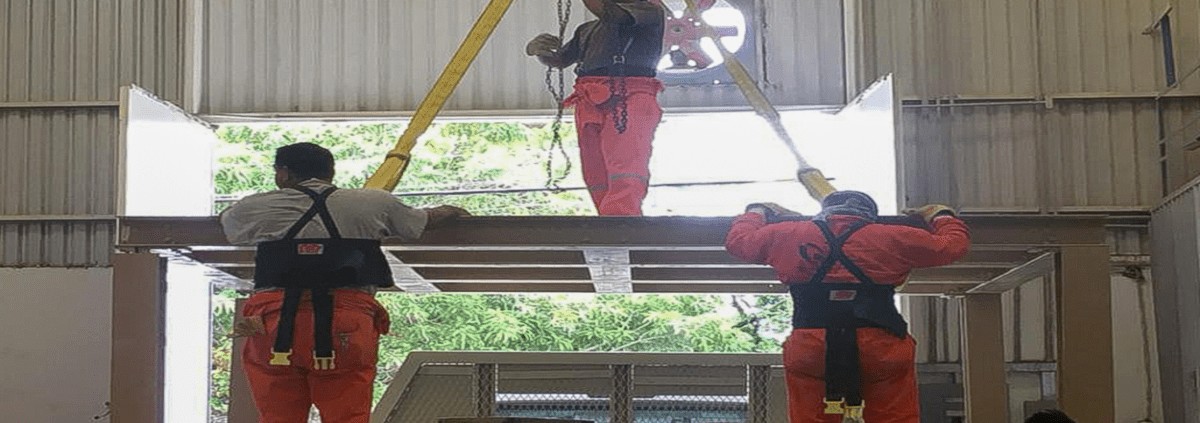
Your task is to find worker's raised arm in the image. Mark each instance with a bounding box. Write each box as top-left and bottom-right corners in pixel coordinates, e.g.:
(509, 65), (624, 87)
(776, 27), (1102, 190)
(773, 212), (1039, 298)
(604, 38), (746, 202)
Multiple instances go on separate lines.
(725, 203), (795, 264)
(896, 205), (971, 268)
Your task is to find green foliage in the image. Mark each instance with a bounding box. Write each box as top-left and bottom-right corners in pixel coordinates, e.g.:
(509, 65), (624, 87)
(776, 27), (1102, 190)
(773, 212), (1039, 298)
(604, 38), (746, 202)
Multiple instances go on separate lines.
(214, 122), (592, 215)
(208, 122), (791, 417)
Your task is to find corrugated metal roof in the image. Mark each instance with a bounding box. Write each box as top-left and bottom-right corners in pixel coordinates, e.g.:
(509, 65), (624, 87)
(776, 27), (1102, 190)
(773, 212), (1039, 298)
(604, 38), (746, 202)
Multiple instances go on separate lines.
(200, 0), (846, 114)
(0, 0), (185, 104)
(0, 108), (120, 266)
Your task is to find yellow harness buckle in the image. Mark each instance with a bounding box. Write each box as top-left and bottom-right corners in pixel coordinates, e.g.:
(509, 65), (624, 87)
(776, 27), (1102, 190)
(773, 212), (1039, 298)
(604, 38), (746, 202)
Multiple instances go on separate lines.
(843, 403), (865, 422)
(313, 352), (336, 370)
(823, 399), (846, 414)
(269, 350), (292, 366)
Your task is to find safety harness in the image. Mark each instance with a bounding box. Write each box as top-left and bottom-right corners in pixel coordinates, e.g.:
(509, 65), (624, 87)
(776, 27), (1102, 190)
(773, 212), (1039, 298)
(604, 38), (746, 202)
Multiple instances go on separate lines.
(252, 186), (393, 370)
(789, 219), (908, 420)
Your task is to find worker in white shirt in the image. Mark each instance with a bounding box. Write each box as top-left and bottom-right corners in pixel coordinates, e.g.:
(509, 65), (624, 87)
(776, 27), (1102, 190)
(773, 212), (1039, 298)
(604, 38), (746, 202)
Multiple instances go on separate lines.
(220, 142), (468, 423)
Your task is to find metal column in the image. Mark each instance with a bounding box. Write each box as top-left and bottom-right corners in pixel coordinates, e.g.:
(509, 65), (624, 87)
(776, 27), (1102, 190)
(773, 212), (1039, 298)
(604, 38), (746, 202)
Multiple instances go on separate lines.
(110, 253), (167, 423)
(1056, 245), (1115, 422)
(611, 365), (634, 423)
(961, 294), (1009, 423)
(747, 365), (772, 423)
(473, 363), (497, 417)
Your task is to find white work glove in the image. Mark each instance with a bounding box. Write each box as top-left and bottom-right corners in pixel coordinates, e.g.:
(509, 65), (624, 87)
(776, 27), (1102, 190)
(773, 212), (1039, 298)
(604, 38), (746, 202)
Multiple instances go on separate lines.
(525, 33), (562, 57)
(745, 202), (797, 219)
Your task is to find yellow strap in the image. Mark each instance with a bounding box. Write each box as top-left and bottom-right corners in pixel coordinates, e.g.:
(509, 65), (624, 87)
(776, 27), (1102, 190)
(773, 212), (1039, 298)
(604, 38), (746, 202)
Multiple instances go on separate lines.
(681, 0), (836, 201)
(363, 0), (516, 191)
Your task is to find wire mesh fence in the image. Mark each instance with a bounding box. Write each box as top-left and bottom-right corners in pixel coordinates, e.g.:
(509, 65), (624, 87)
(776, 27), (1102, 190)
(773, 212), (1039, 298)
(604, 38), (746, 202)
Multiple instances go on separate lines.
(495, 393), (748, 423)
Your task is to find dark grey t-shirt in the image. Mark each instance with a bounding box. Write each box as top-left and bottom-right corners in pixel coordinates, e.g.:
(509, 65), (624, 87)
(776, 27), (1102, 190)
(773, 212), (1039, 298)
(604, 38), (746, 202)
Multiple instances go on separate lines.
(557, 1), (665, 77)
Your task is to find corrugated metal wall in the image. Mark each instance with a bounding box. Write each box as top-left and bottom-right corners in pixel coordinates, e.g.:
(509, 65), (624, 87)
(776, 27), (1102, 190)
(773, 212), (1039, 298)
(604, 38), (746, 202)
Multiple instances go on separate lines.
(199, 0), (846, 114)
(1152, 176), (1200, 423)
(862, 1), (1167, 418)
(0, 0), (186, 104)
(861, 0), (1186, 211)
(0, 0), (187, 266)
(858, 0), (1165, 100)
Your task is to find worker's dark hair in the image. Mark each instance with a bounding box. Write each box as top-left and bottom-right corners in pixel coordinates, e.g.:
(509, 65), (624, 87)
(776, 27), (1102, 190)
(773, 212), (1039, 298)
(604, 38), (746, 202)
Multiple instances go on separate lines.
(1024, 409), (1076, 423)
(274, 142), (335, 181)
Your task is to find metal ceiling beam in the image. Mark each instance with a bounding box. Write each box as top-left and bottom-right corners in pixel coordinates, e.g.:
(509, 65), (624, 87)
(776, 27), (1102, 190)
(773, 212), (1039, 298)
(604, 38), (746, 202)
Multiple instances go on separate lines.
(966, 252), (1056, 295)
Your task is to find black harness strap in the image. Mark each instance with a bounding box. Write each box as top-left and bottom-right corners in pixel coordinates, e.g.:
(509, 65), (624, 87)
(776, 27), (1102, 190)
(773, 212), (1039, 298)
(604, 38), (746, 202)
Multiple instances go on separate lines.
(808, 219), (874, 285)
(810, 219), (872, 410)
(270, 186), (340, 370)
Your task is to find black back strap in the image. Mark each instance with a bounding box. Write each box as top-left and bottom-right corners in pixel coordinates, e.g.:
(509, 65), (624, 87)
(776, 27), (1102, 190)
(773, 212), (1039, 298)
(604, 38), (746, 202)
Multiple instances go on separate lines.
(808, 219), (875, 285)
(282, 186), (341, 240)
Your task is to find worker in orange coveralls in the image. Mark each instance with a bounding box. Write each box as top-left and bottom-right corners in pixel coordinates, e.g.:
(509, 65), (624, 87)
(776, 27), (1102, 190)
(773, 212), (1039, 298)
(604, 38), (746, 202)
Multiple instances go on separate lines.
(526, 0), (665, 216)
(725, 191), (971, 423)
(220, 142), (469, 423)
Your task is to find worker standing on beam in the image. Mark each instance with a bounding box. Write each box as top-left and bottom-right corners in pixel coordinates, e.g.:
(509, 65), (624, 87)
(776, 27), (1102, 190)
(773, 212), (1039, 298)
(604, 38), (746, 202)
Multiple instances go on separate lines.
(525, 0), (665, 216)
(220, 142), (468, 423)
(725, 192), (970, 423)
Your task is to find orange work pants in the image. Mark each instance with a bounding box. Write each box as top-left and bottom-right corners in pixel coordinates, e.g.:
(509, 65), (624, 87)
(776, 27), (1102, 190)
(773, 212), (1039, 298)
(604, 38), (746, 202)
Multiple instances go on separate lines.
(782, 328), (920, 423)
(565, 76), (664, 216)
(241, 289), (390, 423)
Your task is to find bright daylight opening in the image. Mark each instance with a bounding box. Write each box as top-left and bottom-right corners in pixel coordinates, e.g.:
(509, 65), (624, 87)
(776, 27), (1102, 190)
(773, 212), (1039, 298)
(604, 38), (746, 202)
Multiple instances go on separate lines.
(120, 77), (897, 420)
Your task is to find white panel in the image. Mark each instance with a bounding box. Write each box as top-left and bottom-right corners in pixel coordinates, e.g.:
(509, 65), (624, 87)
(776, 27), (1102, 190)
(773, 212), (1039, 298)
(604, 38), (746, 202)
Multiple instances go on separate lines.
(120, 87), (216, 216)
(1152, 175), (1200, 423)
(164, 259), (213, 423)
(1111, 274), (1165, 423)
(0, 268), (112, 422)
(201, 0), (846, 114)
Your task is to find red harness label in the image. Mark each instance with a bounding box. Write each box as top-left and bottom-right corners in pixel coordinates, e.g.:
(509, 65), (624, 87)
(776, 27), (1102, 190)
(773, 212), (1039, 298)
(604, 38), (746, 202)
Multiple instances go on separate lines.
(829, 290), (858, 301)
(297, 243), (325, 255)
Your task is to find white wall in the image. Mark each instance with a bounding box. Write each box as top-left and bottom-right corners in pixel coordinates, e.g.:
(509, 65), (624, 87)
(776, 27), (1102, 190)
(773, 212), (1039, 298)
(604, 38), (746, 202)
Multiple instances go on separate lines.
(0, 268), (113, 422)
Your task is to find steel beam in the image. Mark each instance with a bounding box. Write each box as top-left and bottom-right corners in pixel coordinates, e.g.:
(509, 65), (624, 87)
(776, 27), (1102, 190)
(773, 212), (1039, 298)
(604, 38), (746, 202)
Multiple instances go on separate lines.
(961, 294), (1009, 423)
(967, 252), (1055, 294)
(1056, 246), (1114, 422)
(117, 215), (1109, 248)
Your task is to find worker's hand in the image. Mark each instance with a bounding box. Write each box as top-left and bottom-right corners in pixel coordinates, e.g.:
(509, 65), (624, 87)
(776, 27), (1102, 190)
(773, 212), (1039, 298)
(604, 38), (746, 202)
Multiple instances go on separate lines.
(229, 315), (265, 338)
(903, 204), (957, 223)
(525, 33), (562, 57)
(745, 202), (796, 219)
(425, 205), (471, 230)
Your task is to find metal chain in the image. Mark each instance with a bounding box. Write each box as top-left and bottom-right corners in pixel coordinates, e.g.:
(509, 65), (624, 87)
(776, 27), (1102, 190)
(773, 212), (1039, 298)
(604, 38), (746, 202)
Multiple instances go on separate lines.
(608, 66), (630, 134)
(543, 0), (573, 190)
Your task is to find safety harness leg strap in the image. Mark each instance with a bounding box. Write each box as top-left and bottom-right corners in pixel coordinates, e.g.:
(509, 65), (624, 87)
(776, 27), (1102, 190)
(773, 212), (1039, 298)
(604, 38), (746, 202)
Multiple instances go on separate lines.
(806, 219), (873, 411)
(311, 287), (336, 370)
(270, 287), (304, 365)
(269, 186), (341, 369)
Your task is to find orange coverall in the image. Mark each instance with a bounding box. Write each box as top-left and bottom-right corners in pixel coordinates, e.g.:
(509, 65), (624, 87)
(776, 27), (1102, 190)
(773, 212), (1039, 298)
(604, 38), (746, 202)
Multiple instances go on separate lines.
(726, 213), (970, 422)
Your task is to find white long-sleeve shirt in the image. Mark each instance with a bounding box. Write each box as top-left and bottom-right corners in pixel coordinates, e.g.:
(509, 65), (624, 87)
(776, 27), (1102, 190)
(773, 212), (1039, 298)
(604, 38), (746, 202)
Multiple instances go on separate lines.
(220, 179), (428, 245)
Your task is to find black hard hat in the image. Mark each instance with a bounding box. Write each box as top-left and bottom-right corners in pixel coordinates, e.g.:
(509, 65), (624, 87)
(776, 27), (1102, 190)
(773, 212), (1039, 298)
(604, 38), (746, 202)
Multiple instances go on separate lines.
(821, 191), (879, 217)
